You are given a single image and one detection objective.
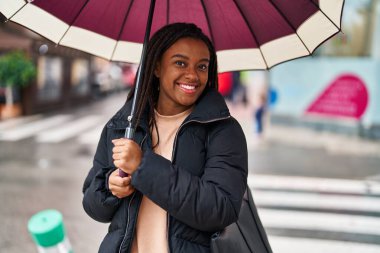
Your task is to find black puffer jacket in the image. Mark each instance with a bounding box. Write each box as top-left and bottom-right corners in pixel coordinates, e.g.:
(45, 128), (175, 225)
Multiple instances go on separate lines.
(82, 89), (248, 253)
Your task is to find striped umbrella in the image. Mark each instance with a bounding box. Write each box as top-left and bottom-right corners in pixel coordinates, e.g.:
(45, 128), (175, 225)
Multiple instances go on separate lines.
(1, 0), (344, 72)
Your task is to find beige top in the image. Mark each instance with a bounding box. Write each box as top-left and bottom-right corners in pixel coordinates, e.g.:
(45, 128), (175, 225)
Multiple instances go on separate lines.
(131, 108), (192, 253)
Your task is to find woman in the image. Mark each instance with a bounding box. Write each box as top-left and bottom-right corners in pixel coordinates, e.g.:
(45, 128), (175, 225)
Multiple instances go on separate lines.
(83, 23), (248, 253)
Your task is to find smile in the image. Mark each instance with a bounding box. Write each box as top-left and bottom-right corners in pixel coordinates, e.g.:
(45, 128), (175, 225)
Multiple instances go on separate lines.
(178, 83), (198, 94)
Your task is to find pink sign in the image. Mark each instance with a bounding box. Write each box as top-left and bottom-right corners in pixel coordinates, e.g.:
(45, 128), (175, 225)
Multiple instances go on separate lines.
(306, 74), (368, 120)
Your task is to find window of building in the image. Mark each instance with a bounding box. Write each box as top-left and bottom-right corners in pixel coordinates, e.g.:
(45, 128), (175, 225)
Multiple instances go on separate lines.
(71, 59), (90, 96)
(37, 56), (63, 102)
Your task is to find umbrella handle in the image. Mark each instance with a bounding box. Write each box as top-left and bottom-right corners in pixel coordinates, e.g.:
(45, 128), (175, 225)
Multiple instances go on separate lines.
(118, 126), (135, 177)
(118, 169), (129, 178)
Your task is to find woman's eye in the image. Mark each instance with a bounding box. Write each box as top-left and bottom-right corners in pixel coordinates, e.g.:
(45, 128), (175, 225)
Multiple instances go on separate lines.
(175, 61), (185, 67)
(198, 64), (208, 71)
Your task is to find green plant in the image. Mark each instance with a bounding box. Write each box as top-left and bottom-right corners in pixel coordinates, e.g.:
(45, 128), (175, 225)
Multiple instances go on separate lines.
(0, 51), (36, 105)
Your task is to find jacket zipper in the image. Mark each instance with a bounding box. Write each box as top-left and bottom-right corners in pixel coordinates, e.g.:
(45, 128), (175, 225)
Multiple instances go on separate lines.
(166, 115), (231, 252)
(167, 213), (170, 253)
(118, 134), (147, 253)
(119, 191), (136, 253)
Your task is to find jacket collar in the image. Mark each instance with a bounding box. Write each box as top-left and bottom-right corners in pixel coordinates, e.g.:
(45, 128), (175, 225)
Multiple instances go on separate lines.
(186, 89), (230, 122)
(107, 89), (230, 130)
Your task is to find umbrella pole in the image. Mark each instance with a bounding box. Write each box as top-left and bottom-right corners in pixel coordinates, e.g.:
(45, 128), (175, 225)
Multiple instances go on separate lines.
(119, 0), (156, 178)
(125, 0), (156, 140)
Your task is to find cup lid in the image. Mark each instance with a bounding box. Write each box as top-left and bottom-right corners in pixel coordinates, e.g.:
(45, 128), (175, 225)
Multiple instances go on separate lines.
(28, 209), (65, 247)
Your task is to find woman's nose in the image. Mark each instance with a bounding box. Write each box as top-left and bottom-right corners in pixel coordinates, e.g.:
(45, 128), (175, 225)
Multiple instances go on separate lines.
(184, 67), (199, 81)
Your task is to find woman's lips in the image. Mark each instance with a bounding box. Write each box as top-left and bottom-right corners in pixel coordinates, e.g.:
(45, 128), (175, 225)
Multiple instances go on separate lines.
(178, 83), (198, 94)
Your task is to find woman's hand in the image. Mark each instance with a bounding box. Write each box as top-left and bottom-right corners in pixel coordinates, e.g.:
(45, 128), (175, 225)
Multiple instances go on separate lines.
(108, 169), (135, 198)
(112, 138), (142, 175)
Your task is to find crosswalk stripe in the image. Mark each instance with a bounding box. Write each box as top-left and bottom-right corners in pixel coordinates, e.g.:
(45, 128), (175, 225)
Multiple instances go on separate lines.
(252, 190), (380, 213)
(36, 115), (102, 143)
(0, 115), (72, 141)
(77, 125), (104, 145)
(0, 114), (42, 131)
(269, 236), (380, 253)
(259, 209), (380, 236)
(248, 174), (380, 195)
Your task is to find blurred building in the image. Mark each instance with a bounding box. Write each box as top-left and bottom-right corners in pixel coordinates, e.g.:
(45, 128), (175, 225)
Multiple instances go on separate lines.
(0, 16), (135, 118)
(0, 19), (93, 116)
(267, 0), (380, 139)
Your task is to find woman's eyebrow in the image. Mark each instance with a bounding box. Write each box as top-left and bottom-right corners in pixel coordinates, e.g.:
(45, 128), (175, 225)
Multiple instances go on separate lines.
(171, 54), (210, 62)
(171, 54), (189, 60)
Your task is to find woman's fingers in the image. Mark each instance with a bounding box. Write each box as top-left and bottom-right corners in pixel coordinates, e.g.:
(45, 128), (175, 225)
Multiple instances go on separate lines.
(112, 138), (134, 147)
(113, 160), (127, 170)
(111, 138), (142, 175)
(111, 175), (131, 187)
(112, 152), (125, 160)
(109, 185), (135, 198)
(109, 170), (130, 186)
(108, 170), (135, 198)
(112, 145), (127, 154)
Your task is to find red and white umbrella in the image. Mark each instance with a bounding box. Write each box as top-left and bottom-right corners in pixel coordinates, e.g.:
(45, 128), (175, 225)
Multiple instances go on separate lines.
(1, 0), (344, 72)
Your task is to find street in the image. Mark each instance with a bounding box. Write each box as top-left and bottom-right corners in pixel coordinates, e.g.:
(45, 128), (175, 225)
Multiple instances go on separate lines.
(1, 91), (380, 252)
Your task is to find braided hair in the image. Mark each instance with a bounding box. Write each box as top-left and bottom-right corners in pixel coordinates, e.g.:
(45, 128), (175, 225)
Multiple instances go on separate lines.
(127, 23), (218, 145)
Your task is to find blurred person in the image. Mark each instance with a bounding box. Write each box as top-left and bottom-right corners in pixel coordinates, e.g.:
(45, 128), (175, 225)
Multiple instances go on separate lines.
(240, 70), (268, 138)
(232, 71), (248, 106)
(82, 23), (248, 253)
(228, 71), (247, 105)
(254, 92), (267, 138)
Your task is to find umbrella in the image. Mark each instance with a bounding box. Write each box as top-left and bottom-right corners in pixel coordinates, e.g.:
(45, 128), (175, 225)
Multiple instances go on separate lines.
(0, 0), (345, 137)
(1, 0), (344, 70)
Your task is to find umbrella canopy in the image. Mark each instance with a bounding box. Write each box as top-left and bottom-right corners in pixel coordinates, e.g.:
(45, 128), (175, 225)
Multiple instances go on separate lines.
(1, 0), (344, 72)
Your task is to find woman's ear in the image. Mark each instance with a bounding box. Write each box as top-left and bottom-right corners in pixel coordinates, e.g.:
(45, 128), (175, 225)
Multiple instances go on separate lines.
(154, 62), (161, 78)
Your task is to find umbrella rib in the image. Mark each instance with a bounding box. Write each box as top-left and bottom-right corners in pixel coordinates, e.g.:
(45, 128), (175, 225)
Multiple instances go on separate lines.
(110, 0), (136, 60)
(199, 0), (215, 43)
(57, 0), (92, 46)
(7, 2), (28, 22)
(308, 0), (343, 31)
(267, 0), (311, 54)
(232, 0), (269, 70)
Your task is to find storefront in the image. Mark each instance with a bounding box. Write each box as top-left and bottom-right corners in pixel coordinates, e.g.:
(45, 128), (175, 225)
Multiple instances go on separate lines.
(0, 21), (92, 118)
(23, 40), (92, 115)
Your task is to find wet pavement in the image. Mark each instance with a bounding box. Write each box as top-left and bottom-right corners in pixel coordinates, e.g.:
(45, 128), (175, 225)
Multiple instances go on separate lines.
(1, 92), (380, 252)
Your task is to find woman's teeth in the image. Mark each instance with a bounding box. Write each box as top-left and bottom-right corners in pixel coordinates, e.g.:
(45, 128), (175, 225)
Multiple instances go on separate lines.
(180, 84), (195, 90)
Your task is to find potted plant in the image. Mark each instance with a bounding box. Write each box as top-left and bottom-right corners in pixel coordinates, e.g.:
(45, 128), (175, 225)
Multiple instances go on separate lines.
(0, 51), (36, 119)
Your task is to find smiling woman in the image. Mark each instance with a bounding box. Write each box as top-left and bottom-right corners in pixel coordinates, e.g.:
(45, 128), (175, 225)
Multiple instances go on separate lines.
(82, 23), (249, 253)
(154, 37), (210, 115)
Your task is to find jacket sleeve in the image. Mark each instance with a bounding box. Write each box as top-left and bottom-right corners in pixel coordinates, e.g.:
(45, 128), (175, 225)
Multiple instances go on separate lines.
(131, 118), (248, 232)
(82, 125), (122, 223)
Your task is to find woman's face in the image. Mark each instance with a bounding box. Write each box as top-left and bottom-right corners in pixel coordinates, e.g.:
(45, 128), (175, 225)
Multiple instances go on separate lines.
(155, 37), (210, 115)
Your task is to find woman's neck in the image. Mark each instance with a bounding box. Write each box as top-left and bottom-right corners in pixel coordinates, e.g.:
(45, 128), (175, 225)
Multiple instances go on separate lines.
(155, 103), (193, 116)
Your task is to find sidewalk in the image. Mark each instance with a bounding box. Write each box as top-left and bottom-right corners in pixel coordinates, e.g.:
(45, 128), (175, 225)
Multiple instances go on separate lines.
(255, 124), (380, 158)
(229, 104), (380, 157)
(227, 103), (380, 182)
(228, 103), (380, 158)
